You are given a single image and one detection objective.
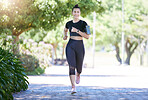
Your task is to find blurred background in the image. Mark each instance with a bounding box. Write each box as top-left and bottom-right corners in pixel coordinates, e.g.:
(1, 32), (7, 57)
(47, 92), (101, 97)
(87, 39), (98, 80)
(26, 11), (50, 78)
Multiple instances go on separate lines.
(0, 0), (148, 75)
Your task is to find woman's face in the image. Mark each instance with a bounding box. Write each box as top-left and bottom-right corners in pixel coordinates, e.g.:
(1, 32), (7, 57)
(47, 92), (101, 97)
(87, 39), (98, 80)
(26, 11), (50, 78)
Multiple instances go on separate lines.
(72, 8), (81, 19)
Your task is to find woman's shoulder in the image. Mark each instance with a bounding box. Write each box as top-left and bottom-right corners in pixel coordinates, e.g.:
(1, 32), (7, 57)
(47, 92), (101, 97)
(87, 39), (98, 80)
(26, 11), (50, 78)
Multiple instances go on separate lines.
(80, 20), (86, 22)
(80, 20), (87, 25)
(66, 20), (73, 24)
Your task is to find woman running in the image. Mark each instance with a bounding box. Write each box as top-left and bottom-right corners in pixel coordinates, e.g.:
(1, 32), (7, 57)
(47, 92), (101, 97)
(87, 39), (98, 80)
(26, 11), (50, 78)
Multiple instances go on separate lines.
(63, 4), (90, 94)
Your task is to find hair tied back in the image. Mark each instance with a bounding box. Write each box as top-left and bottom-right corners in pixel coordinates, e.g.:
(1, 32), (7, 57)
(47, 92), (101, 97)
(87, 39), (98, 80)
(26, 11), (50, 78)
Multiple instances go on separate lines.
(75, 4), (79, 7)
(72, 4), (80, 11)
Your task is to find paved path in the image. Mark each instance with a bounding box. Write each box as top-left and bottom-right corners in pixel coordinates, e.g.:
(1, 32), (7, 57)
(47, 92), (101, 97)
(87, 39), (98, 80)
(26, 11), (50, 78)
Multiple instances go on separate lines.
(13, 65), (148, 100)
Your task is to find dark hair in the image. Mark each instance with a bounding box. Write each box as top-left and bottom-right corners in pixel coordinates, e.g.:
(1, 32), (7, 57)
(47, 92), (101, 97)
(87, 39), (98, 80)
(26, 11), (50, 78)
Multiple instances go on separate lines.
(72, 4), (80, 12)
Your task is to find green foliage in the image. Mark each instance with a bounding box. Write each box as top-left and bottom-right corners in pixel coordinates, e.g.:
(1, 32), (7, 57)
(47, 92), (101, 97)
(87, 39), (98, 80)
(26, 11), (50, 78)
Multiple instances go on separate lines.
(91, 0), (148, 64)
(22, 20), (67, 59)
(43, 21), (65, 43)
(97, 11), (122, 46)
(0, 0), (105, 64)
(95, 0), (148, 47)
(0, 0), (39, 32)
(19, 0), (105, 43)
(0, 47), (29, 100)
(0, 33), (13, 52)
(17, 53), (40, 72)
(34, 0), (104, 30)
(0, 0), (104, 34)
(25, 67), (45, 75)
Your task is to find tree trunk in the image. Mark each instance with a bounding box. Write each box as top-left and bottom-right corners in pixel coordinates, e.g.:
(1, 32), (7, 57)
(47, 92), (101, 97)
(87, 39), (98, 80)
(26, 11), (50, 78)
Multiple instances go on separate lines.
(51, 43), (58, 59)
(125, 53), (131, 65)
(114, 43), (122, 64)
(61, 43), (66, 60)
(114, 39), (138, 65)
(140, 54), (143, 65)
(125, 39), (138, 65)
(12, 28), (31, 55)
(12, 35), (20, 55)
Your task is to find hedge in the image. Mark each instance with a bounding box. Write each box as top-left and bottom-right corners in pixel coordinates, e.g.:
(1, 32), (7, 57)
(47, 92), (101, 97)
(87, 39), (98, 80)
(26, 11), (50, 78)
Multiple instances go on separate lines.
(0, 47), (29, 100)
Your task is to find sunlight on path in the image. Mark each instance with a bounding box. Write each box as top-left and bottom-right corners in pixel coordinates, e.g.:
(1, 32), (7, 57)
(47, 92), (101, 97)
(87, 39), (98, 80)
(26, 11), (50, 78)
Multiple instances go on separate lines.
(29, 65), (148, 88)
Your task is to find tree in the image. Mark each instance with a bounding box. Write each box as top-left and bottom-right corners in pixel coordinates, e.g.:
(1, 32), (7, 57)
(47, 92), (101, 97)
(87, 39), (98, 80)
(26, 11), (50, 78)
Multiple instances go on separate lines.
(0, 0), (39, 54)
(131, 16), (148, 65)
(19, 0), (105, 60)
(0, 0), (104, 54)
(94, 0), (148, 65)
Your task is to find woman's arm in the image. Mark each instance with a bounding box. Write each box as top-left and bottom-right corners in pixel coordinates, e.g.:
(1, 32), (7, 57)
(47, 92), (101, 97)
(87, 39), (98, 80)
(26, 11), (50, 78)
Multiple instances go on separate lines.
(71, 27), (89, 39)
(77, 30), (89, 39)
(63, 28), (68, 40)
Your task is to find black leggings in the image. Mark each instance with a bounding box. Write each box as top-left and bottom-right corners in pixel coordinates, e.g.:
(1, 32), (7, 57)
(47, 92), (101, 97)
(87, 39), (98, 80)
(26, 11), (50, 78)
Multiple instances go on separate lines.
(66, 39), (85, 75)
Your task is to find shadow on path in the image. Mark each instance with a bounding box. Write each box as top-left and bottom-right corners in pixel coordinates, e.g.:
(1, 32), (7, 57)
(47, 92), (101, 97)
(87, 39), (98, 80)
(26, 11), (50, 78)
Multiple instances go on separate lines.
(13, 84), (148, 100)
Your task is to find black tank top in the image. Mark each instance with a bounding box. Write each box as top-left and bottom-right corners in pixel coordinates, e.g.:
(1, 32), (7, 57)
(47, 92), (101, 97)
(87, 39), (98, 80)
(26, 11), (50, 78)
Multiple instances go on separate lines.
(65, 20), (87, 37)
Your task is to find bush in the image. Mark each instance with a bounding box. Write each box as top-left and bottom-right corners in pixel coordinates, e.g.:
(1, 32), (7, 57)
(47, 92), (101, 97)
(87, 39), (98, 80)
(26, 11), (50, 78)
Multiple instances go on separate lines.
(26, 67), (45, 75)
(0, 47), (29, 100)
(16, 53), (45, 75)
(17, 53), (40, 72)
(19, 39), (53, 71)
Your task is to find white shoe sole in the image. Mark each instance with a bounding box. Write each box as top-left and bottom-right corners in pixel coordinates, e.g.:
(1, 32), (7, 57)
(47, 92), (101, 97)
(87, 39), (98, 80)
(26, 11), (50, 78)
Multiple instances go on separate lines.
(71, 88), (77, 94)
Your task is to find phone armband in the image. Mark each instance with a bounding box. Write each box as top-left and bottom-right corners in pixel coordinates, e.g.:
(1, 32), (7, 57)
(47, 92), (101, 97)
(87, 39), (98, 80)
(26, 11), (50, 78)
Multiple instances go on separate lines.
(86, 25), (91, 35)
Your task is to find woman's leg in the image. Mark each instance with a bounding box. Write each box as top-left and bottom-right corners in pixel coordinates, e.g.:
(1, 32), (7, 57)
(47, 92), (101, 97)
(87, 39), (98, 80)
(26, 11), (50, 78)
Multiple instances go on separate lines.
(70, 75), (75, 88)
(76, 41), (85, 84)
(76, 72), (80, 84)
(66, 41), (77, 93)
(69, 66), (76, 87)
(70, 75), (76, 94)
(69, 66), (77, 94)
(70, 75), (75, 86)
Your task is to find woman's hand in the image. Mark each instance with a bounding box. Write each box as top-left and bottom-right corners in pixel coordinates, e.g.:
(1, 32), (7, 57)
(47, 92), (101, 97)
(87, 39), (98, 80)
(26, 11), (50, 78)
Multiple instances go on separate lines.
(63, 28), (68, 40)
(63, 35), (68, 40)
(71, 27), (78, 32)
(71, 27), (89, 39)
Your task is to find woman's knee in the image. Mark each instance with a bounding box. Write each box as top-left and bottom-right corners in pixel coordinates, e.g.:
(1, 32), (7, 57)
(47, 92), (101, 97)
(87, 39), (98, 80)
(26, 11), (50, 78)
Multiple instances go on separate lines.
(69, 66), (75, 75)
